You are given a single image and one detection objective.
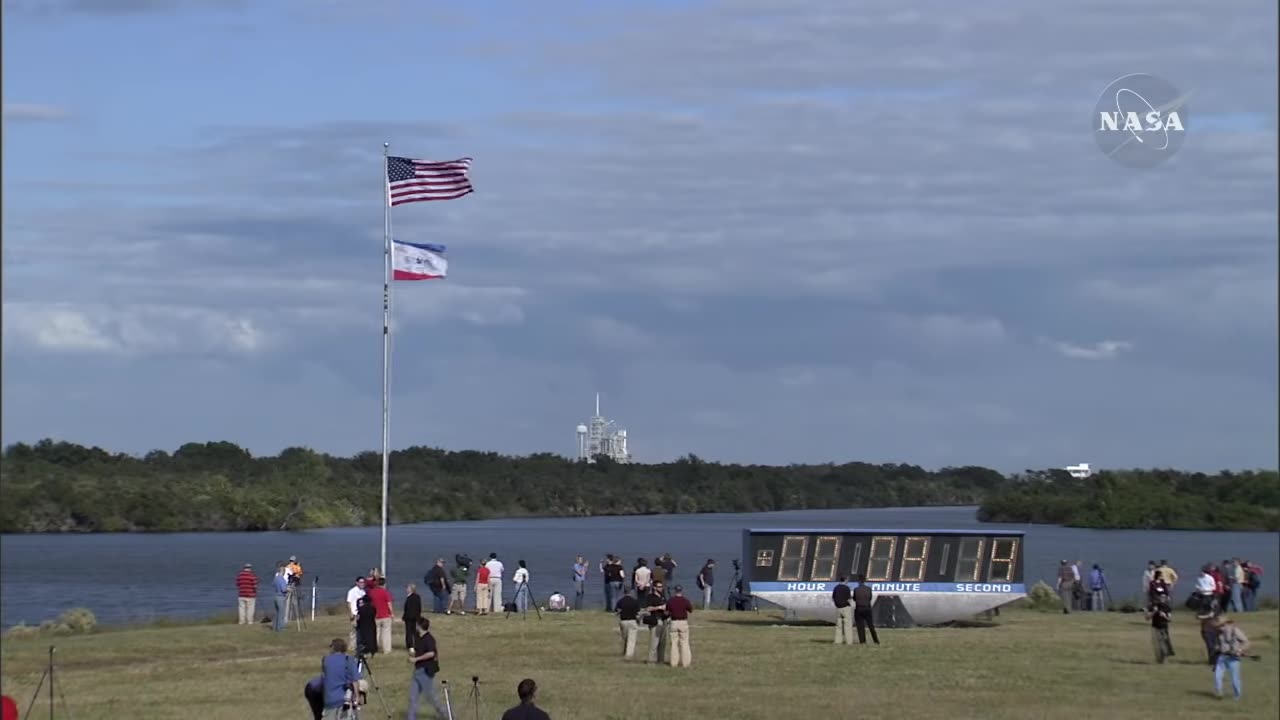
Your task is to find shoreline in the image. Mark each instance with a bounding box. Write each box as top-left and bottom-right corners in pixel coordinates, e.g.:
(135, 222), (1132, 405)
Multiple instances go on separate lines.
(0, 502), (986, 536)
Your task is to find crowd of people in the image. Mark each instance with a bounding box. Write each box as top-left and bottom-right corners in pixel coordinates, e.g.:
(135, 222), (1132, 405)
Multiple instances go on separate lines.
(222, 552), (1270, 716)
(1142, 560), (1258, 701)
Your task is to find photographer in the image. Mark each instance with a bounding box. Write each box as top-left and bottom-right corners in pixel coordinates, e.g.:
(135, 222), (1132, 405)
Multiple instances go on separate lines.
(406, 617), (448, 720)
(314, 638), (361, 719)
(449, 555), (471, 615)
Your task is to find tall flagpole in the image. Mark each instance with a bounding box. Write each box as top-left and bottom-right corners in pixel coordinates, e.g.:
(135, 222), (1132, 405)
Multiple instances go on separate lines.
(380, 142), (392, 578)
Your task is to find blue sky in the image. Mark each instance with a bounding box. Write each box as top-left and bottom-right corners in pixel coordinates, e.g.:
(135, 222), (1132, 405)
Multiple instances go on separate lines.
(2, 0), (1277, 472)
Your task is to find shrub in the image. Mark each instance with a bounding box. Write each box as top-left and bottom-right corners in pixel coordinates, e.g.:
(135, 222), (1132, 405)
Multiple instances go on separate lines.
(3, 623), (38, 639)
(1258, 595), (1279, 610)
(57, 607), (97, 633)
(1024, 581), (1060, 612)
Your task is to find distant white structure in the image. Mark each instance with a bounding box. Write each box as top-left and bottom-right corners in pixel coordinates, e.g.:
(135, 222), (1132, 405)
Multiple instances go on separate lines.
(1065, 463), (1093, 479)
(577, 393), (631, 463)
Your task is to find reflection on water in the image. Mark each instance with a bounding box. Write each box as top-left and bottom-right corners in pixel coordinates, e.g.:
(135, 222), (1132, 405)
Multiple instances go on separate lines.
(2, 506), (1276, 627)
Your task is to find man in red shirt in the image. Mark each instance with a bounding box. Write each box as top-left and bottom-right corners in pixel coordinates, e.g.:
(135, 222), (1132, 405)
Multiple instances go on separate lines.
(235, 563), (258, 625)
(2, 694), (18, 720)
(665, 585), (695, 668)
(475, 564), (491, 615)
(366, 577), (395, 654)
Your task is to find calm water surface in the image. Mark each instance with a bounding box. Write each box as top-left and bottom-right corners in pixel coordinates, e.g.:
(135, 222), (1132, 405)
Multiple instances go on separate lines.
(2, 506), (1276, 627)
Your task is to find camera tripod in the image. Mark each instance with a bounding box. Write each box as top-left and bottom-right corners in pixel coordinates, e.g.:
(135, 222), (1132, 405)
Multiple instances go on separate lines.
(442, 676), (485, 720)
(504, 579), (542, 620)
(286, 584), (307, 631)
(23, 646), (73, 720)
(354, 653), (392, 719)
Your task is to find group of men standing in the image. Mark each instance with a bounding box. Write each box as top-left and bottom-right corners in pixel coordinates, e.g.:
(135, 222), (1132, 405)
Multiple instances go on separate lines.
(831, 575), (880, 645)
(233, 555), (304, 631)
(1055, 559), (1111, 613)
(612, 581), (697, 667)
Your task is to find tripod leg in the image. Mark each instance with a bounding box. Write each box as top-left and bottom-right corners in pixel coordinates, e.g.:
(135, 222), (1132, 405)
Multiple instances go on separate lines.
(21, 669), (47, 720)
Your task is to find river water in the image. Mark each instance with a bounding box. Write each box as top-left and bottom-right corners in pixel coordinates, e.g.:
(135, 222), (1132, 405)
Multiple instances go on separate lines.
(1, 506), (1276, 627)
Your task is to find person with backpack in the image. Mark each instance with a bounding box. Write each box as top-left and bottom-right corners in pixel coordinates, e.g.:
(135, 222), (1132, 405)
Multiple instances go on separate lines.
(1088, 564), (1107, 612)
(1056, 560), (1075, 614)
(1241, 561), (1262, 611)
(1212, 616), (1250, 700)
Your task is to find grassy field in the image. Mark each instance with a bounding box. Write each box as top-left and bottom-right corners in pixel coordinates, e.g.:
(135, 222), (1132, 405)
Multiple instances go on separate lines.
(1, 606), (1276, 719)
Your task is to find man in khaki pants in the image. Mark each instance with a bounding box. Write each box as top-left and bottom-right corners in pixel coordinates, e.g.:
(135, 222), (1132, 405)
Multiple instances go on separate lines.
(665, 585), (695, 667)
(831, 576), (854, 644)
(615, 588), (641, 659)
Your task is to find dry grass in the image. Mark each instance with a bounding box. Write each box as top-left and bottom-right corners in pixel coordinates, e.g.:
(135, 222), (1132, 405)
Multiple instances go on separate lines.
(1, 607), (1276, 719)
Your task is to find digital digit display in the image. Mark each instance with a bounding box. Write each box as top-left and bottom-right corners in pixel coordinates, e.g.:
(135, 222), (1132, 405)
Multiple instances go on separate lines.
(898, 536), (930, 582)
(848, 542), (864, 579)
(987, 538), (1019, 582)
(776, 535), (809, 581)
(756, 550), (774, 567)
(865, 536), (897, 581)
(954, 537), (985, 582)
(809, 536), (841, 581)
(938, 543), (951, 575)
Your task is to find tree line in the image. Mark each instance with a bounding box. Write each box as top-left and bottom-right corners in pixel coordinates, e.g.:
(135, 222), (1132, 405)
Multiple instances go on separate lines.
(977, 467), (1280, 531)
(0, 439), (1275, 533)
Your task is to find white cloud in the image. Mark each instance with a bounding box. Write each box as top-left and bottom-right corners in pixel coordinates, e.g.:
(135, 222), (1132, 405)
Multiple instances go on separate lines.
(0, 0), (1275, 470)
(2, 302), (268, 355)
(2, 103), (68, 121)
(1045, 339), (1134, 361)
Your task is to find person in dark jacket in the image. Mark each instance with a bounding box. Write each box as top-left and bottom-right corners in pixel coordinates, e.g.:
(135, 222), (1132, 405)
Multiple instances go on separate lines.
(501, 678), (551, 720)
(355, 595), (378, 657)
(831, 576), (853, 645)
(424, 559), (450, 614)
(402, 583), (423, 650)
(852, 575), (879, 645)
(1150, 596), (1175, 663)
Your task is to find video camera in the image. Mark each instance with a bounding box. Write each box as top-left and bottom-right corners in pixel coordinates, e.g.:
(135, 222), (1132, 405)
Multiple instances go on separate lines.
(456, 554), (473, 569)
(732, 559), (741, 571)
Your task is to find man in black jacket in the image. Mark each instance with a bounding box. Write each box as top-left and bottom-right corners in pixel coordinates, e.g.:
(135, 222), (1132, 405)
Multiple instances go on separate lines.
(831, 576), (853, 645)
(615, 588), (641, 660)
(852, 575), (879, 645)
(501, 678), (551, 720)
(402, 583), (423, 650)
(424, 559), (450, 614)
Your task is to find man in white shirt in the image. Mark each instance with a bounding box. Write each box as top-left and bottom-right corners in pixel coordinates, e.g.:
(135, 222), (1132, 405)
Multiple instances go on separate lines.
(633, 560), (652, 594)
(485, 553), (505, 613)
(346, 576), (367, 651)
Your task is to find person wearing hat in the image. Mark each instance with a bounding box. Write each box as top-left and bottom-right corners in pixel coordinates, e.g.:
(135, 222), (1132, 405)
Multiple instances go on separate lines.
(1055, 560), (1074, 614)
(284, 556), (304, 624)
(1213, 615), (1250, 699)
(236, 563), (259, 625)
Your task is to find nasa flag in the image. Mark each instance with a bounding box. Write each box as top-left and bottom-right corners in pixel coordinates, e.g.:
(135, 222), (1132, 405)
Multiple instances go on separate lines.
(392, 240), (447, 280)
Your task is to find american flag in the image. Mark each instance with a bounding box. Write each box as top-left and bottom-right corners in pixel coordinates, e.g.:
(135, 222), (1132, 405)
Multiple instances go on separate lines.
(386, 156), (474, 206)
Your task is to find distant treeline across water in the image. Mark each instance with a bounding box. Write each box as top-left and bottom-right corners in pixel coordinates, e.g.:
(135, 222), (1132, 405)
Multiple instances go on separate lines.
(1, 439), (1276, 533)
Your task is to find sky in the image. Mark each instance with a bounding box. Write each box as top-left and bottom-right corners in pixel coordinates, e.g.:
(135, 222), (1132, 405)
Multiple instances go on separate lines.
(2, 0), (1277, 472)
